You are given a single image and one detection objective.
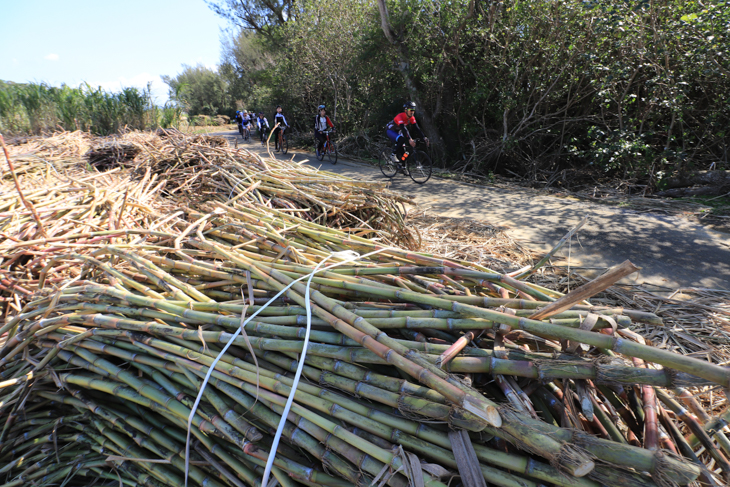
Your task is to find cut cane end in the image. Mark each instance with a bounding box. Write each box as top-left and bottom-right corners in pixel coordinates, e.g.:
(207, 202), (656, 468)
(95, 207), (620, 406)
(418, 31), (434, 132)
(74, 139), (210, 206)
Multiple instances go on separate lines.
(463, 397), (502, 427)
(572, 460), (595, 478)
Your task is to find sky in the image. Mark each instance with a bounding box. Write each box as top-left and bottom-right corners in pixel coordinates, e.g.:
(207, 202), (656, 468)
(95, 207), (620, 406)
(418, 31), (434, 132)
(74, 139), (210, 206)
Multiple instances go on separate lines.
(0, 0), (230, 103)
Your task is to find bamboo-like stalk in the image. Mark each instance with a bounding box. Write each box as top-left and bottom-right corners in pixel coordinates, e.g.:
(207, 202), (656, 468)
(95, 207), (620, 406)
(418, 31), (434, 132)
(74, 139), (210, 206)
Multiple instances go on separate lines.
(655, 389), (730, 483)
(677, 387), (730, 458)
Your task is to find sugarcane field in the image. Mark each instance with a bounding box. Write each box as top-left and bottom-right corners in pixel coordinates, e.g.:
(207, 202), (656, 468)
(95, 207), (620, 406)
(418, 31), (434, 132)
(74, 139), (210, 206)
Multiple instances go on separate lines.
(0, 127), (727, 487)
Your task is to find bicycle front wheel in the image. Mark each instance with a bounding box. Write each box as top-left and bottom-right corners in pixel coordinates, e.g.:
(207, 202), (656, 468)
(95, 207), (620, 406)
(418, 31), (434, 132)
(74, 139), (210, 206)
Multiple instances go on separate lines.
(327, 143), (338, 164)
(281, 135), (288, 154)
(379, 148), (397, 178)
(408, 150), (433, 184)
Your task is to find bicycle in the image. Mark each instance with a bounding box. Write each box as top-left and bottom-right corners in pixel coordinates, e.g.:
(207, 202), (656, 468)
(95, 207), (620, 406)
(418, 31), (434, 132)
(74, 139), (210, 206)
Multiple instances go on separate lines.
(259, 126), (270, 145)
(315, 130), (338, 164)
(241, 123), (251, 141)
(275, 126), (289, 154)
(378, 139), (432, 184)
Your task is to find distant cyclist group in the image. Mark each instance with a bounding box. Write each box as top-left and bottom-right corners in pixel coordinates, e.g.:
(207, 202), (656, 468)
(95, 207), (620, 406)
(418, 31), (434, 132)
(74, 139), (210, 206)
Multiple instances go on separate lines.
(234, 100), (433, 182)
(234, 105), (292, 153)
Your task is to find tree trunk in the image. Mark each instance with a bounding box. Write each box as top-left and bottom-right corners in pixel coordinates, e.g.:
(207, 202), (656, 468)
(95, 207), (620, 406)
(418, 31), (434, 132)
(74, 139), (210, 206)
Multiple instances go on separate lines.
(655, 184), (730, 198)
(660, 170), (730, 190)
(376, 0), (444, 157)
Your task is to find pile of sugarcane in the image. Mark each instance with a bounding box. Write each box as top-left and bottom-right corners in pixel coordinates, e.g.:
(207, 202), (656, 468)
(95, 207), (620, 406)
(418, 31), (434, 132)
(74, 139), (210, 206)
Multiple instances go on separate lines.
(2, 133), (730, 487)
(0, 129), (418, 310)
(0, 160), (180, 311)
(2, 196), (730, 486)
(3, 130), (416, 248)
(93, 130), (417, 248)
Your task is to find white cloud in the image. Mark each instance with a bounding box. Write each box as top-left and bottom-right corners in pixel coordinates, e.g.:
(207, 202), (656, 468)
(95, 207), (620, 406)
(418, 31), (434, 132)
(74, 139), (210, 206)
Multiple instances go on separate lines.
(44, 53), (59, 61)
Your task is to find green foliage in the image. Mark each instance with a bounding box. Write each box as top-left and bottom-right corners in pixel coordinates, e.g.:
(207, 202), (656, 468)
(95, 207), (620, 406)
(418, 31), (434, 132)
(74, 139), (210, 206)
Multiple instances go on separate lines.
(0, 81), (181, 135)
(162, 64), (234, 116)
(202, 0), (730, 181)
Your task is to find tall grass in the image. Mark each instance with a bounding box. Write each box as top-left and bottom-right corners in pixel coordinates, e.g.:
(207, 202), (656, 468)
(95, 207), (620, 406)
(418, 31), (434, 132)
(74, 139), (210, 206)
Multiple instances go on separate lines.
(0, 81), (182, 135)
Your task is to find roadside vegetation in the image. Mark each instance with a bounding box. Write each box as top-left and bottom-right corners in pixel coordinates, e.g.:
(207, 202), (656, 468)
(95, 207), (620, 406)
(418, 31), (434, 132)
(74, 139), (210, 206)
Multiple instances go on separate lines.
(2, 0), (728, 194)
(0, 81), (181, 135)
(162, 0), (730, 193)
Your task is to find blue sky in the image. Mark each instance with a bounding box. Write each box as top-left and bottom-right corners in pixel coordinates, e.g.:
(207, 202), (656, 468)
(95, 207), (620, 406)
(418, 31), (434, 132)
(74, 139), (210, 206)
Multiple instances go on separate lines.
(0, 0), (229, 102)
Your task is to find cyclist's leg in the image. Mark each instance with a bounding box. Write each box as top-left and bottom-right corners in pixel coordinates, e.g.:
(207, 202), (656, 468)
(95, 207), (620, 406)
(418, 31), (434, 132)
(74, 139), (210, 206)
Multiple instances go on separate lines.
(386, 130), (399, 154)
(315, 132), (326, 151)
(387, 130), (407, 160)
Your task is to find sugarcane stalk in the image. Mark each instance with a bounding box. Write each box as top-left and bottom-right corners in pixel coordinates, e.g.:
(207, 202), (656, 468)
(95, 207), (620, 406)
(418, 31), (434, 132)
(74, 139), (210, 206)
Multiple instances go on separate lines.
(0, 135), (48, 239)
(677, 388), (730, 458)
(655, 389), (730, 483)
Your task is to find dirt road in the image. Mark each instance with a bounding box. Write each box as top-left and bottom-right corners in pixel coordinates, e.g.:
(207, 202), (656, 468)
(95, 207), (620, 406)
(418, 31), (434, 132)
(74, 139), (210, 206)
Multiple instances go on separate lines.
(218, 131), (730, 290)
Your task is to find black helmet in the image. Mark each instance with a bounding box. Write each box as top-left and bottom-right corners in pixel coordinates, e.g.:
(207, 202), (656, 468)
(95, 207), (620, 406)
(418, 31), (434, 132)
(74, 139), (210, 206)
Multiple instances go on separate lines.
(403, 101), (416, 110)
(276, 105), (282, 109)
(318, 104), (326, 110)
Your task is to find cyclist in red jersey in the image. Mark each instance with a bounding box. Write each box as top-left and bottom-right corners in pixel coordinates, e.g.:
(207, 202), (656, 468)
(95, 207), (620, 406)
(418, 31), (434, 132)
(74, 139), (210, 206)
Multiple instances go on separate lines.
(386, 101), (430, 162)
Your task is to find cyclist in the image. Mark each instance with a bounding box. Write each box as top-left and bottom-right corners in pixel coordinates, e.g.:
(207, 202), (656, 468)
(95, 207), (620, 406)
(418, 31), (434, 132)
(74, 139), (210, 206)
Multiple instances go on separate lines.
(386, 101), (429, 164)
(272, 105), (289, 150)
(235, 110), (244, 136)
(256, 112), (270, 145)
(240, 111), (252, 138)
(314, 104), (334, 157)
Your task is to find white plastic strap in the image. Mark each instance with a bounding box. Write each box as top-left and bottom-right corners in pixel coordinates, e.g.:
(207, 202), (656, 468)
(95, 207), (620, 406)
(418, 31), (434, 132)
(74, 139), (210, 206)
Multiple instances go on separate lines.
(184, 247), (392, 487)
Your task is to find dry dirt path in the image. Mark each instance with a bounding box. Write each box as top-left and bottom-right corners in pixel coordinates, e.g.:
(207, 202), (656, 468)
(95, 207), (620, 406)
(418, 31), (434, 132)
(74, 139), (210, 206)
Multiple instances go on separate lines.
(217, 131), (730, 290)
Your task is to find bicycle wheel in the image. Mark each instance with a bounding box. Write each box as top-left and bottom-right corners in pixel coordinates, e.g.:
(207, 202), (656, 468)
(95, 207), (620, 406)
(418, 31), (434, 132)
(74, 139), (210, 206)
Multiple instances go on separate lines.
(281, 135), (288, 154)
(316, 141), (325, 161)
(327, 142), (338, 165)
(379, 148), (397, 178)
(408, 150), (433, 184)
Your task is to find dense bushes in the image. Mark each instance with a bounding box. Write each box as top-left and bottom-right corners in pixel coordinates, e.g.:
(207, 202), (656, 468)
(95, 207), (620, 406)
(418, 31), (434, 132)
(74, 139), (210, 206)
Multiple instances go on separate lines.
(209, 0), (729, 184)
(0, 81), (181, 136)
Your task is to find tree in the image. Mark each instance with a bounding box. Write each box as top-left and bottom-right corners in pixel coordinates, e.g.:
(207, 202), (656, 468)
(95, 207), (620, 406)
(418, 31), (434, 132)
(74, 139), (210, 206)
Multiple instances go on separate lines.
(219, 30), (276, 113)
(375, 0), (443, 153)
(162, 64), (232, 116)
(187, 0), (730, 183)
(207, 0), (294, 37)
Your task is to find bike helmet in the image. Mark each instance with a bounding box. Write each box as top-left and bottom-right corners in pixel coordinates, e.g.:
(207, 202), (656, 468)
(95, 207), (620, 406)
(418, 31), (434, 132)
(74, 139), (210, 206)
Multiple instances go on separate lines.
(403, 101), (416, 111)
(276, 105), (282, 109)
(318, 104), (326, 110)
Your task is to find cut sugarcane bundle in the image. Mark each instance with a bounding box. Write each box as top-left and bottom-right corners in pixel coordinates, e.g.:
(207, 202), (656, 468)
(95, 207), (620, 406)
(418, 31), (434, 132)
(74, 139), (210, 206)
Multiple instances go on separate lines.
(1, 132), (728, 487)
